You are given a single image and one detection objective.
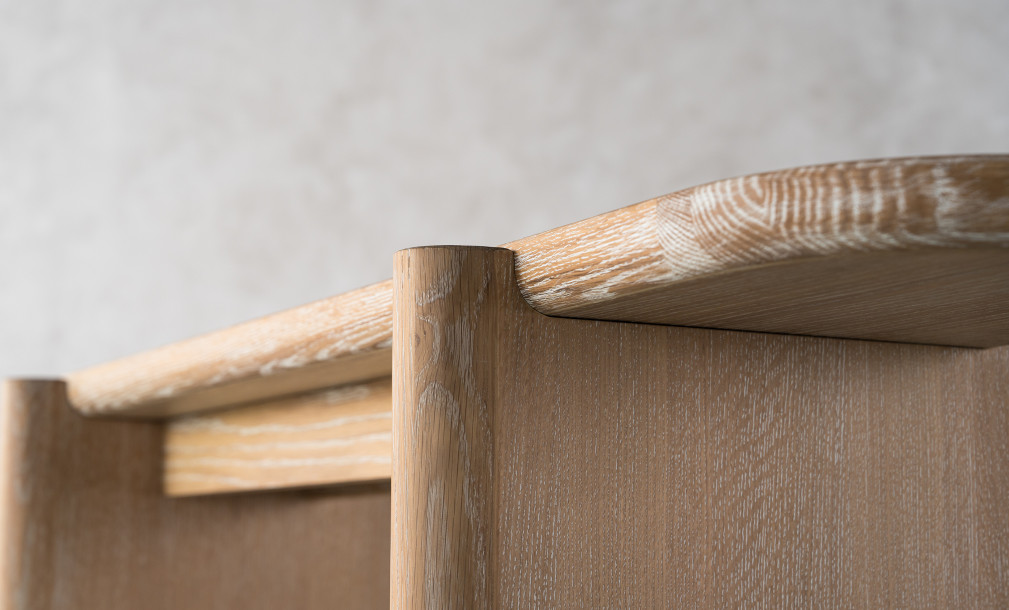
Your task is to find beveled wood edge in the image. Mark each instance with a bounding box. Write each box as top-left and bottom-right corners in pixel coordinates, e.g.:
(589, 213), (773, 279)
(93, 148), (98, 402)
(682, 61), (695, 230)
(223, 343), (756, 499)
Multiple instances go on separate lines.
(68, 155), (1009, 418)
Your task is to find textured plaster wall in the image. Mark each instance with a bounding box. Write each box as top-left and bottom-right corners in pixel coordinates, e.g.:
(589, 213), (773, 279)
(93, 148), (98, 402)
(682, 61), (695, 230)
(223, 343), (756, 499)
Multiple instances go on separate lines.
(2, 0), (1008, 376)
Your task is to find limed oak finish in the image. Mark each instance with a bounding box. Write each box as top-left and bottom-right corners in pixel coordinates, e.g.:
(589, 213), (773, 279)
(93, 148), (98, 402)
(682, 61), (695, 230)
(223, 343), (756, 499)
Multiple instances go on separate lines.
(69, 156), (1009, 418)
(8, 155), (1008, 607)
(0, 380), (390, 610)
(393, 246), (1009, 608)
(69, 282), (395, 417)
(166, 379), (393, 496)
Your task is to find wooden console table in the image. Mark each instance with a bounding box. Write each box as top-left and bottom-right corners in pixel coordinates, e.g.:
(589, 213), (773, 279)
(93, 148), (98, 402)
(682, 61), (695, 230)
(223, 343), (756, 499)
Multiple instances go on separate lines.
(3, 155), (1008, 608)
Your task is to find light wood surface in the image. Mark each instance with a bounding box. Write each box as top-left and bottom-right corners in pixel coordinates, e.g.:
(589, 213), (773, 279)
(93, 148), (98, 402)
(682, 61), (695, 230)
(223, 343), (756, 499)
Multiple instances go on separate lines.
(511, 156), (1009, 347)
(69, 155), (1009, 417)
(392, 247), (507, 608)
(393, 246), (1009, 608)
(165, 379), (392, 496)
(68, 281), (393, 417)
(0, 379), (390, 609)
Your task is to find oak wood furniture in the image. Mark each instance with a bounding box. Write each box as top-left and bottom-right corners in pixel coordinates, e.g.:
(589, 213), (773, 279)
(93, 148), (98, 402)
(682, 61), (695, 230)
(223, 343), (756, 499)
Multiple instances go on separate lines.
(3, 155), (1008, 608)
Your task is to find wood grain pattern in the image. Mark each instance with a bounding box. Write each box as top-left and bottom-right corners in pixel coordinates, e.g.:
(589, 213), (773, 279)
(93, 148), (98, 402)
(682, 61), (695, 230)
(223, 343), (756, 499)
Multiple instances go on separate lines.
(165, 379), (393, 496)
(0, 379), (390, 609)
(68, 281), (393, 417)
(392, 247), (509, 609)
(70, 155), (1009, 418)
(510, 156), (1009, 347)
(393, 246), (1009, 608)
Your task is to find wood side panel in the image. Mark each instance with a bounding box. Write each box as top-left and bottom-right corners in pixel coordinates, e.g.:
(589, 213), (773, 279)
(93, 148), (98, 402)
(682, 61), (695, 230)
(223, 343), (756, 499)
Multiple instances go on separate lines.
(495, 292), (1009, 607)
(70, 156), (1009, 418)
(973, 349), (1009, 602)
(0, 379), (390, 610)
(394, 246), (1009, 608)
(165, 378), (393, 496)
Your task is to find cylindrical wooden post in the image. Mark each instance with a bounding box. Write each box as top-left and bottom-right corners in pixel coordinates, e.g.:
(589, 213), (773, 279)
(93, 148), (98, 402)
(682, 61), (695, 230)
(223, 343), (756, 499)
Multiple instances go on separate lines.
(392, 246), (515, 609)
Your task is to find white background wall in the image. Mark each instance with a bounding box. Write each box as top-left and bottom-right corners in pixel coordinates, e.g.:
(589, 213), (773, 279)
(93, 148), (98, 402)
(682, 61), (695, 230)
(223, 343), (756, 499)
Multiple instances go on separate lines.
(2, 0), (1007, 376)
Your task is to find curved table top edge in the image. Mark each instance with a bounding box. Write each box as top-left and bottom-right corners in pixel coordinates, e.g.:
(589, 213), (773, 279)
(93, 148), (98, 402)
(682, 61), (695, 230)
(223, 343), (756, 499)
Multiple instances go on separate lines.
(66, 155), (1009, 417)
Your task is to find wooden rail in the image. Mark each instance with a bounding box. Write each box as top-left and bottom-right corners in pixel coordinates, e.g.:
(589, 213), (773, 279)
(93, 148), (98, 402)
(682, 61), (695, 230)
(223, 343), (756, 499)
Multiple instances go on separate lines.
(165, 379), (392, 496)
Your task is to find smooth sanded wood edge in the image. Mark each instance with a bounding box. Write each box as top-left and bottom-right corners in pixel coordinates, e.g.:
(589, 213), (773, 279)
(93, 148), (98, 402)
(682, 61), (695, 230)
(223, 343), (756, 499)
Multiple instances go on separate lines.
(67, 281), (393, 417)
(68, 155), (1009, 418)
(164, 378), (392, 497)
(509, 155), (1009, 318)
(392, 247), (511, 608)
(0, 379), (58, 603)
